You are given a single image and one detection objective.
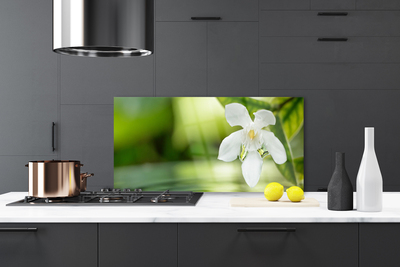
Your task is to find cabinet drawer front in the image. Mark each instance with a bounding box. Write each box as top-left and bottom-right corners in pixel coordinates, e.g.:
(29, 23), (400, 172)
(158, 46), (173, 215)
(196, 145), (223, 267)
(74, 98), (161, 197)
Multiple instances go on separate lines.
(311, 0), (355, 10)
(260, 37), (400, 63)
(260, 63), (400, 90)
(260, 11), (400, 36)
(0, 223), (97, 267)
(260, 0), (310, 10)
(178, 223), (358, 267)
(99, 224), (177, 267)
(357, 0), (400, 10)
(156, 0), (258, 21)
(260, 0), (356, 10)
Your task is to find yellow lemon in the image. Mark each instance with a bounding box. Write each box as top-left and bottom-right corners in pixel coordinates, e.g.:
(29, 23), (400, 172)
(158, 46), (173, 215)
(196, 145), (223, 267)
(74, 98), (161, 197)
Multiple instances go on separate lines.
(264, 182), (284, 201)
(286, 186), (305, 202)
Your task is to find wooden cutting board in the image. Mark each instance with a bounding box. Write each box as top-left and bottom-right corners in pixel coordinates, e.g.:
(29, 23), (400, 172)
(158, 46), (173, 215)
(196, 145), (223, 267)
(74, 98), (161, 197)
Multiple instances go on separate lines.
(230, 197), (320, 207)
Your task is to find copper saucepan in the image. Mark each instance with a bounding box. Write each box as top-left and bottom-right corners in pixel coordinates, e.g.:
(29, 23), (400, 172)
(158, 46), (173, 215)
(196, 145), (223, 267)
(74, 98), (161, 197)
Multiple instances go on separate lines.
(26, 160), (94, 198)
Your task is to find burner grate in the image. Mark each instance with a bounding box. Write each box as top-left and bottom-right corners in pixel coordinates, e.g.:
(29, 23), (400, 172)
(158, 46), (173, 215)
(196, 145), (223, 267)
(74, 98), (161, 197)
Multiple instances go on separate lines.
(7, 189), (203, 206)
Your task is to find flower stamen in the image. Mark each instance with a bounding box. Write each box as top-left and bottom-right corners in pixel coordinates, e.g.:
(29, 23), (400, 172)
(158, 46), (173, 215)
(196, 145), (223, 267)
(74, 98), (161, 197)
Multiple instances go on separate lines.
(248, 129), (255, 140)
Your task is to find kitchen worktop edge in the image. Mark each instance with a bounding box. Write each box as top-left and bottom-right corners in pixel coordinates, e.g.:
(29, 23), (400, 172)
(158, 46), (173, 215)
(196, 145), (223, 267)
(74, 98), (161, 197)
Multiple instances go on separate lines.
(1, 192), (400, 223)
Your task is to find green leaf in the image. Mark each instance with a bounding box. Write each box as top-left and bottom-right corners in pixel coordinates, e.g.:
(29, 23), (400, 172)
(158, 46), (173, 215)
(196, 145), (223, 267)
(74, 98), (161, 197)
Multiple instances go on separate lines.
(293, 157), (304, 174)
(269, 116), (298, 186)
(293, 157), (304, 189)
(278, 97), (304, 140)
(271, 97), (293, 105)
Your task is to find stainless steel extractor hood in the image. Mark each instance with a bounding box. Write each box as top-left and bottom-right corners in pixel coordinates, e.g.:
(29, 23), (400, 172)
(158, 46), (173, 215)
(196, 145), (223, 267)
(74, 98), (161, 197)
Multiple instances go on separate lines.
(53, 0), (154, 57)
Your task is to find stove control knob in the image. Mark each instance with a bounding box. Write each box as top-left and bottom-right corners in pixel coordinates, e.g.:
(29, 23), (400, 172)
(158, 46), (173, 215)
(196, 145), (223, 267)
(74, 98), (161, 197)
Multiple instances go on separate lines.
(123, 188), (131, 192)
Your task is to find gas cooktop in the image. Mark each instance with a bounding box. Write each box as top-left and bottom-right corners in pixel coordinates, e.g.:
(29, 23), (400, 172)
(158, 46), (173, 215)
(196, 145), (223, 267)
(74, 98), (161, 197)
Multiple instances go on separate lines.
(6, 189), (203, 206)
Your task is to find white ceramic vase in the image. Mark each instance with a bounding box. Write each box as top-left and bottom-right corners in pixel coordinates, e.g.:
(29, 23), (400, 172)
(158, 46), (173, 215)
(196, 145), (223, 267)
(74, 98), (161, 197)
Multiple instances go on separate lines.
(356, 127), (382, 212)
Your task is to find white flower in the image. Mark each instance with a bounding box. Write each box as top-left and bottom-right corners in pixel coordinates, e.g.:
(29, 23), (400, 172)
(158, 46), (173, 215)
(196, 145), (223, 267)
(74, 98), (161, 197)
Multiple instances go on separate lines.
(218, 103), (287, 187)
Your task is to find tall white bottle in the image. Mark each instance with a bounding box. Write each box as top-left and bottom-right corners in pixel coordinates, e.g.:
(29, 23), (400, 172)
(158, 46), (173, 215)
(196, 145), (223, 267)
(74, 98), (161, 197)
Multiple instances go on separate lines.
(356, 127), (383, 212)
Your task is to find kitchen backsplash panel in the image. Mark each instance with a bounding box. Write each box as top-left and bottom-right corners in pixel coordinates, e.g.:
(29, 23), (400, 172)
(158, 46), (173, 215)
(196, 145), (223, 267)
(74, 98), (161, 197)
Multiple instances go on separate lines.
(114, 97), (304, 192)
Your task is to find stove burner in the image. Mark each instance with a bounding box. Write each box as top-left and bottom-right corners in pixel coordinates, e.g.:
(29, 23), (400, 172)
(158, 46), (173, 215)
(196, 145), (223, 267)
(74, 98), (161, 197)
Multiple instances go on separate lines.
(45, 198), (64, 203)
(100, 197), (124, 203)
(150, 190), (178, 203)
(8, 189), (203, 206)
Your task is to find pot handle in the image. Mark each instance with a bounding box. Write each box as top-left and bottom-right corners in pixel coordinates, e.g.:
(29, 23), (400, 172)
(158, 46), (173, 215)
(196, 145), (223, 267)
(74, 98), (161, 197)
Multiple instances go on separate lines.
(81, 172), (94, 179)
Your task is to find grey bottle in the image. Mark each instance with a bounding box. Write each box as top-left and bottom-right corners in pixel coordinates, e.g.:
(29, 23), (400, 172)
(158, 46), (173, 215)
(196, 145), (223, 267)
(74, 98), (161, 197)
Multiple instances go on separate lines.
(328, 152), (354, 211)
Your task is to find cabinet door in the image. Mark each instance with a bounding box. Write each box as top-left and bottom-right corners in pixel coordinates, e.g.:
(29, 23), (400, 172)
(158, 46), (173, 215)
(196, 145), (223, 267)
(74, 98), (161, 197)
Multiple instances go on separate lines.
(60, 56), (154, 105)
(178, 223), (358, 267)
(0, 0), (57, 156)
(260, 37), (400, 63)
(357, 0), (400, 10)
(311, 0), (355, 10)
(360, 224), (400, 267)
(260, 11), (400, 37)
(99, 224), (177, 267)
(156, 0), (258, 22)
(60, 105), (114, 190)
(0, 223), (97, 267)
(208, 22), (258, 96)
(260, 63), (400, 90)
(260, 0), (310, 10)
(156, 22), (207, 96)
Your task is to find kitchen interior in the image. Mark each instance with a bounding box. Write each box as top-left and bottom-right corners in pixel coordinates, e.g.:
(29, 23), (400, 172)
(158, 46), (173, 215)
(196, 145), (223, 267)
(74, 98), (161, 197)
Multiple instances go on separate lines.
(1, 0), (400, 266)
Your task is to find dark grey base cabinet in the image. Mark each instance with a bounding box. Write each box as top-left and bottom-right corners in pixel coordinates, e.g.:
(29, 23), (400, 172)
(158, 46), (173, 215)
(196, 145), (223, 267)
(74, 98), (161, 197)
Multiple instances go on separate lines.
(360, 224), (400, 267)
(99, 224), (178, 267)
(1, 222), (399, 267)
(0, 223), (97, 267)
(178, 223), (358, 267)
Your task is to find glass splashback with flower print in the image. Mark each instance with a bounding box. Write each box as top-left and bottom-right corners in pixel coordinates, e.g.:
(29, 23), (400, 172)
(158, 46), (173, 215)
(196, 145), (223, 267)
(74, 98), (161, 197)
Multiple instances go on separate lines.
(114, 97), (304, 192)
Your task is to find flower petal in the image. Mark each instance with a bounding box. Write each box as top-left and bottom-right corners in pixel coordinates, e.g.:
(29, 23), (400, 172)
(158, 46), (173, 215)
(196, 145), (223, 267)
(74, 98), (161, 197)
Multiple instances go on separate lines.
(218, 130), (243, 162)
(253, 110), (276, 129)
(261, 130), (287, 164)
(225, 103), (252, 128)
(241, 151), (263, 188)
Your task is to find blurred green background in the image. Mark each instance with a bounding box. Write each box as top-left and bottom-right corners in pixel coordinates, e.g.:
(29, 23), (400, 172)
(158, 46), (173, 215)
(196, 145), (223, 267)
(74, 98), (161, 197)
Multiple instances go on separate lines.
(114, 97), (304, 192)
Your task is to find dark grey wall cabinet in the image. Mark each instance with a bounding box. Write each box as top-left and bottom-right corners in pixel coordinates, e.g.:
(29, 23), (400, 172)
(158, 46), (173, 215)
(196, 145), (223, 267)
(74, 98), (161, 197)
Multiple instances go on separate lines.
(260, 37), (400, 63)
(207, 22), (258, 96)
(2, 0), (400, 192)
(178, 223), (358, 267)
(311, 0), (356, 10)
(260, 63), (400, 90)
(0, 0), (57, 193)
(0, 223), (97, 267)
(155, 0), (258, 97)
(259, 0), (400, 191)
(155, 22), (208, 96)
(357, 0), (400, 10)
(99, 224), (177, 267)
(156, 0), (259, 21)
(260, 0), (357, 10)
(260, 0), (311, 10)
(260, 11), (400, 37)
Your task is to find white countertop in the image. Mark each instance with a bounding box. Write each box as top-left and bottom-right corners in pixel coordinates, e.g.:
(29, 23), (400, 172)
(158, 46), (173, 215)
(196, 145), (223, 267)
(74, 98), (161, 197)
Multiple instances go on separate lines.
(1, 192), (400, 223)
